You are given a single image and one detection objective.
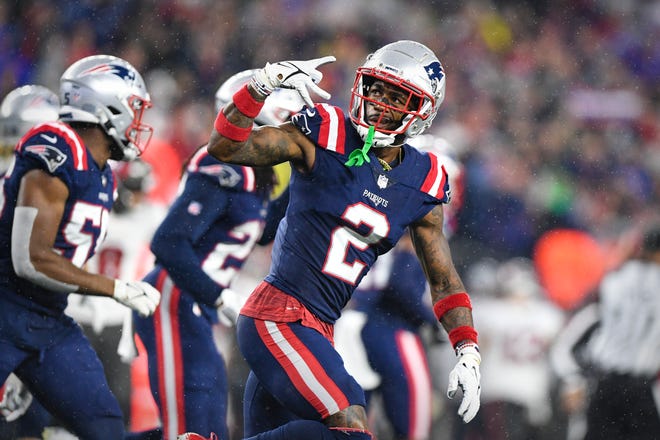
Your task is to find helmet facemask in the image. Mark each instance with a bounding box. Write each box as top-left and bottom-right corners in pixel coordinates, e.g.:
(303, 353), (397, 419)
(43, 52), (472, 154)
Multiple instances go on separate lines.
(350, 71), (427, 147)
(109, 94), (153, 161)
(349, 40), (446, 148)
(59, 55), (153, 162)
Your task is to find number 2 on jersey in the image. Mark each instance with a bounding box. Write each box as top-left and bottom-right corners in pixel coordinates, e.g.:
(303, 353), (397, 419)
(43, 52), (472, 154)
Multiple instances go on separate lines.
(323, 202), (389, 285)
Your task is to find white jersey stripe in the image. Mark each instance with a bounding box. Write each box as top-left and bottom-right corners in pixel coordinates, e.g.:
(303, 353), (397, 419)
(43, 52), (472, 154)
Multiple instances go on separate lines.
(242, 166), (255, 192)
(157, 275), (182, 437)
(397, 331), (432, 440)
(264, 320), (341, 414)
(319, 103), (339, 152)
(427, 153), (443, 197)
(53, 122), (86, 170)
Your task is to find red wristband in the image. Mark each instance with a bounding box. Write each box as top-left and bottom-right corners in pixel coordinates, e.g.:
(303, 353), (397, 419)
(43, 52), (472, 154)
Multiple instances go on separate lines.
(433, 292), (472, 321)
(233, 84), (265, 118)
(448, 325), (479, 347)
(214, 109), (252, 142)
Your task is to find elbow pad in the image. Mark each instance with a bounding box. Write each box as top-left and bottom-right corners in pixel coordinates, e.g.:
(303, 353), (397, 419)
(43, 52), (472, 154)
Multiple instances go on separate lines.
(11, 206), (79, 293)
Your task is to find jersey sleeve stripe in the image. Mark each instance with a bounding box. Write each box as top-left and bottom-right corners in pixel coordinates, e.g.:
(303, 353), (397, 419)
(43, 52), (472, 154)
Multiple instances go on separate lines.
(187, 147), (208, 172)
(317, 104), (345, 154)
(241, 166), (256, 192)
(20, 122), (89, 170)
(421, 153), (448, 199)
(47, 122), (88, 170)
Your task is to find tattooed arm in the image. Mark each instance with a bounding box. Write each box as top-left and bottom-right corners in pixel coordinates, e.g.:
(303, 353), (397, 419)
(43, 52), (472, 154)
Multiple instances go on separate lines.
(411, 204), (481, 424)
(207, 83), (316, 174)
(410, 204), (474, 332)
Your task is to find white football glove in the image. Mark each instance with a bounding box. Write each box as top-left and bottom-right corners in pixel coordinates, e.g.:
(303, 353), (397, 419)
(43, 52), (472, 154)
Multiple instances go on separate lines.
(447, 343), (481, 423)
(1, 373), (33, 422)
(253, 56), (336, 107)
(215, 288), (247, 327)
(113, 280), (161, 317)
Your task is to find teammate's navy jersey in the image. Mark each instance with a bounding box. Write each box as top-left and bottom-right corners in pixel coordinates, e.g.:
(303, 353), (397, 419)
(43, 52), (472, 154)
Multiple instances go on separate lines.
(149, 147), (267, 308)
(265, 104), (450, 323)
(352, 247), (436, 330)
(0, 122), (114, 315)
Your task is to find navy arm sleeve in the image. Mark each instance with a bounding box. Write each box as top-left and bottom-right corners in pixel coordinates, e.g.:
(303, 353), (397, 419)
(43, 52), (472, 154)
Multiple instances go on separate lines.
(150, 175), (228, 306)
(383, 250), (437, 327)
(258, 187), (289, 246)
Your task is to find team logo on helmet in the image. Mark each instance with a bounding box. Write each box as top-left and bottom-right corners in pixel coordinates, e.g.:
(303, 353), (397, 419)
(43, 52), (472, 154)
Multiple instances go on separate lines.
(424, 61), (444, 94)
(80, 64), (137, 85)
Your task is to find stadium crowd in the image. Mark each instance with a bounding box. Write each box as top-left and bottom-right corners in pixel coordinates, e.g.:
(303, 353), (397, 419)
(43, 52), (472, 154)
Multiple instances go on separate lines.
(1, 0), (659, 439)
(2, 0), (659, 264)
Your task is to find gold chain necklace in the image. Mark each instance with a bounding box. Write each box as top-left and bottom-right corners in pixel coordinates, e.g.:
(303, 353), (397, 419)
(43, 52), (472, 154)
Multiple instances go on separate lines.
(377, 148), (402, 171)
(377, 157), (392, 171)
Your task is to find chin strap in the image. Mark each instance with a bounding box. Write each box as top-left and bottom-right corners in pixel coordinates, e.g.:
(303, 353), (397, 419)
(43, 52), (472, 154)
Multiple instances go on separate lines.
(345, 125), (375, 168)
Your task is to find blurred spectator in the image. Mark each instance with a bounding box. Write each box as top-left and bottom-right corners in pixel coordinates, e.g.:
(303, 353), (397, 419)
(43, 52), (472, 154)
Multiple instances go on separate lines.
(462, 258), (565, 440)
(1, 0), (658, 266)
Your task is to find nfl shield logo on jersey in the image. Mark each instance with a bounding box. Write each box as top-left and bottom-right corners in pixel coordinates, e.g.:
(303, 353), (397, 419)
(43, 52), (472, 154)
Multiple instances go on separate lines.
(377, 174), (388, 189)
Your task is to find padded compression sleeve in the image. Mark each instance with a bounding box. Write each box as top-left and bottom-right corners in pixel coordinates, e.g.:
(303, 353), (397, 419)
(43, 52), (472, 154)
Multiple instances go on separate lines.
(11, 206), (79, 293)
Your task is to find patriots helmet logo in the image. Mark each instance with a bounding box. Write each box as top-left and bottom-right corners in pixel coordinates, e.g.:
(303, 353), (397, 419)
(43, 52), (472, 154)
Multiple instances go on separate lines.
(25, 144), (67, 173)
(424, 61), (444, 83)
(80, 64), (137, 85)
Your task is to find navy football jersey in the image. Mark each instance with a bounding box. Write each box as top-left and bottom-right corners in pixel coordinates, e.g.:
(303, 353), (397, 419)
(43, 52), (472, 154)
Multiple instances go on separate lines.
(352, 246), (436, 330)
(149, 147), (268, 308)
(0, 122), (114, 314)
(265, 104), (450, 323)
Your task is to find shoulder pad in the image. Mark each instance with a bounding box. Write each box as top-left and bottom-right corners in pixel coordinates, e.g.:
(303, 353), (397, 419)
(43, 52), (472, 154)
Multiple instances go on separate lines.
(187, 148), (255, 192)
(420, 151), (450, 202)
(291, 103), (347, 154)
(18, 122), (89, 173)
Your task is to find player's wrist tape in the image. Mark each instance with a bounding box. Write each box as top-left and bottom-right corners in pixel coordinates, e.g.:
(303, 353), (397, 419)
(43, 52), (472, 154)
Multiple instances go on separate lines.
(449, 325), (479, 348)
(433, 292), (472, 321)
(233, 84), (265, 118)
(250, 71), (274, 97)
(214, 109), (252, 142)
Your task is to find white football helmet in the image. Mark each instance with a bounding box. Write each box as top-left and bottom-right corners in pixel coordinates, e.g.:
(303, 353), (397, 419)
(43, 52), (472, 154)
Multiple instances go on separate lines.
(409, 134), (464, 238)
(0, 85), (60, 174)
(59, 55), (153, 161)
(214, 69), (305, 126)
(350, 40), (446, 147)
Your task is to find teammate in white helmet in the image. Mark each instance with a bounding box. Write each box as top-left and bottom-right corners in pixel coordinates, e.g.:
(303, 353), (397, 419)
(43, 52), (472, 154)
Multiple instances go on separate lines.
(0, 55), (160, 439)
(0, 83), (60, 440)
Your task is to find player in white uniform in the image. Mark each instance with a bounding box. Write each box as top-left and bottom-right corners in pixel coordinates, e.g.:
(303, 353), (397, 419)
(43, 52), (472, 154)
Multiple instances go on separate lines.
(466, 258), (564, 439)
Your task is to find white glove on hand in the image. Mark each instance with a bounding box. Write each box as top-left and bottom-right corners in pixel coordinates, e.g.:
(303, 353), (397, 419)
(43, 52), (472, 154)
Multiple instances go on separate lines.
(1, 373), (33, 422)
(215, 288), (247, 327)
(113, 280), (161, 317)
(447, 343), (481, 423)
(253, 56), (336, 107)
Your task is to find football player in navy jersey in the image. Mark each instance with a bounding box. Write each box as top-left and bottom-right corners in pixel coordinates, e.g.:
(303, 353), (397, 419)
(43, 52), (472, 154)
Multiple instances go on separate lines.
(180, 40), (482, 440)
(0, 55), (160, 439)
(335, 231), (437, 440)
(133, 70), (305, 440)
(0, 84), (61, 440)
